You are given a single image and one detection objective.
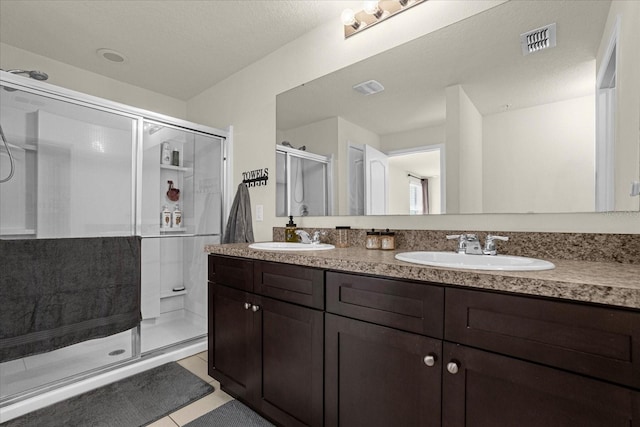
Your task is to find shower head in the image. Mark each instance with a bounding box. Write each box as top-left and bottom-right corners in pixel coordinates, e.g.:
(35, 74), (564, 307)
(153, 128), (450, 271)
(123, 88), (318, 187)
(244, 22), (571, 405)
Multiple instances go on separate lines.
(4, 69), (49, 81)
(281, 141), (293, 148)
(299, 146), (306, 151)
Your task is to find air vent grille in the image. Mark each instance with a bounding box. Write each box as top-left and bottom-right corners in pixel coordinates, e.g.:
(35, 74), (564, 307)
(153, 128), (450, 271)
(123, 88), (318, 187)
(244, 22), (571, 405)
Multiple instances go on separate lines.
(521, 23), (556, 55)
(353, 79), (385, 95)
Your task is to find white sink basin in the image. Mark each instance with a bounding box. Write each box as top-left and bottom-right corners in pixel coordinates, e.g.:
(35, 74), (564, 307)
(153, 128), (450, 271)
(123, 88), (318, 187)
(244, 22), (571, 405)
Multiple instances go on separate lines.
(395, 251), (555, 271)
(249, 242), (335, 251)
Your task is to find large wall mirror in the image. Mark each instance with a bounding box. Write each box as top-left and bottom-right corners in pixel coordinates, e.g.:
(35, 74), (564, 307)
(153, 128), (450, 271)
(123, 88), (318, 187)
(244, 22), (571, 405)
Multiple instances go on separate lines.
(276, 0), (639, 217)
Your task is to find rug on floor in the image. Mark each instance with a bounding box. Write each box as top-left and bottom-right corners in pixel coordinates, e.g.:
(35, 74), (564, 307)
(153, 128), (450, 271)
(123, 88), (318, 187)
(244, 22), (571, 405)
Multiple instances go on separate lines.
(185, 399), (275, 427)
(2, 362), (214, 427)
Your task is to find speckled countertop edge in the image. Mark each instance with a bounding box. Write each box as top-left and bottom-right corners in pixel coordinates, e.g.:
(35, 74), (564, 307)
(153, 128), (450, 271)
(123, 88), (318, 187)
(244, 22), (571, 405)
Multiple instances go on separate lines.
(205, 244), (640, 310)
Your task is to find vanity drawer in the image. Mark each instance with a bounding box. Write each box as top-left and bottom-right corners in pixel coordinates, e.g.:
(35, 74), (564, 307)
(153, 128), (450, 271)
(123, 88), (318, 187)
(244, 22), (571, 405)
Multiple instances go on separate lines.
(445, 287), (640, 389)
(326, 272), (444, 338)
(208, 255), (254, 292)
(254, 261), (324, 310)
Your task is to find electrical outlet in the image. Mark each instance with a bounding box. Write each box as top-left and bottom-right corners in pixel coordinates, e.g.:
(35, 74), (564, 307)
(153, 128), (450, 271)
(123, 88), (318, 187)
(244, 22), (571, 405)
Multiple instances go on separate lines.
(631, 181), (640, 197)
(256, 204), (264, 221)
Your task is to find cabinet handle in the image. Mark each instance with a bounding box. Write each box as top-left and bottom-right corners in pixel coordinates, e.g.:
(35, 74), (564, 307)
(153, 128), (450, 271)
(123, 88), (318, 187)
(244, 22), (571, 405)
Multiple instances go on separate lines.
(251, 305), (261, 312)
(423, 354), (436, 367)
(446, 361), (460, 374)
(244, 302), (252, 310)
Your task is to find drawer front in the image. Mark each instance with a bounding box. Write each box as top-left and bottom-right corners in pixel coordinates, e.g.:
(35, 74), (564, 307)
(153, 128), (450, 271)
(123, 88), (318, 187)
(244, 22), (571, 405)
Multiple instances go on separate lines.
(326, 272), (444, 338)
(254, 261), (324, 310)
(445, 287), (640, 388)
(209, 255), (254, 291)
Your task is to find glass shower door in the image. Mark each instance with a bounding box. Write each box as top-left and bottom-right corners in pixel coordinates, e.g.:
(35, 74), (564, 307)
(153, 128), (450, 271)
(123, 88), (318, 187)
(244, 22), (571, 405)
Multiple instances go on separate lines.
(139, 120), (224, 353)
(0, 83), (138, 403)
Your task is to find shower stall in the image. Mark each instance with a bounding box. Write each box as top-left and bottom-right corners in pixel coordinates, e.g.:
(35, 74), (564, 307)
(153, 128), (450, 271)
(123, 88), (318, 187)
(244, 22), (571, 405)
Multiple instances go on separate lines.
(276, 144), (331, 217)
(0, 71), (228, 415)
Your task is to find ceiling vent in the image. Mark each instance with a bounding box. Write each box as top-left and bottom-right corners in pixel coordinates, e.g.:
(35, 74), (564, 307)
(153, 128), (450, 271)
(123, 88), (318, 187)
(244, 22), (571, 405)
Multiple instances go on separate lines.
(353, 79), (385, 95)
(521, 23), (556, 55)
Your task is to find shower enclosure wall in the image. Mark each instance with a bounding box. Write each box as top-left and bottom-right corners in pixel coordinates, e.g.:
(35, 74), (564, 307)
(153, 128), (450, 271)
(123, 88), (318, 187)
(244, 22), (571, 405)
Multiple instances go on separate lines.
(0, 72), (228, 408)
(276, 145), (331, 217)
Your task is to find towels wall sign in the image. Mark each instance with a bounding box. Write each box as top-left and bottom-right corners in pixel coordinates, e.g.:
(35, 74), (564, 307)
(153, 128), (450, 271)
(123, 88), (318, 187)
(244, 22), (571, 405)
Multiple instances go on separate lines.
(242, 168), (269, 187)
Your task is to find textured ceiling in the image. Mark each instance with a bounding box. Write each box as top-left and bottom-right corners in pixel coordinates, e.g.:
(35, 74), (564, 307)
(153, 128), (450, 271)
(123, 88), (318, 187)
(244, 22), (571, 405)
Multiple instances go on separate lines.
(0, 0), (361, 100)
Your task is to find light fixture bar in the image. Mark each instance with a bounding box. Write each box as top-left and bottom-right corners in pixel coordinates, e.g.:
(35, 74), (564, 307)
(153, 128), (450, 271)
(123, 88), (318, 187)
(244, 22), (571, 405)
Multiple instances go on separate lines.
(343, 0), (425, 38)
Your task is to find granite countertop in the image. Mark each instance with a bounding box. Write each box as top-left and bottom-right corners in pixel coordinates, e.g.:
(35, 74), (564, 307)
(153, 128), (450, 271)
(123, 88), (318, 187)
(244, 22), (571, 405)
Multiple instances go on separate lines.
(205, 243), (640, 310)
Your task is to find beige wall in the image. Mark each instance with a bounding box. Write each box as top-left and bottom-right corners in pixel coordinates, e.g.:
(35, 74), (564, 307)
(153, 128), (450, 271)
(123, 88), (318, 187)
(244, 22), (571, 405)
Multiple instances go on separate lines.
(0, 43), (187, 119)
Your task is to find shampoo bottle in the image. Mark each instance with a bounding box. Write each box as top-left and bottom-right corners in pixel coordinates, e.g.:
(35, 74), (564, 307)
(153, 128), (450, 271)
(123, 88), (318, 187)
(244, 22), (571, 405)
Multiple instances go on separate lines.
(161, 142), (172, 165)
(285, 216), (298, 242)
(161, 205), (171, 229)
(172, 204), (182, 228)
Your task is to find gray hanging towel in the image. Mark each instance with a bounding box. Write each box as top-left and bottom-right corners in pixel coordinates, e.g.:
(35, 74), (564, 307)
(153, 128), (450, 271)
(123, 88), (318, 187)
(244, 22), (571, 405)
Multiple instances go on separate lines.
(223, 183), (255, 243)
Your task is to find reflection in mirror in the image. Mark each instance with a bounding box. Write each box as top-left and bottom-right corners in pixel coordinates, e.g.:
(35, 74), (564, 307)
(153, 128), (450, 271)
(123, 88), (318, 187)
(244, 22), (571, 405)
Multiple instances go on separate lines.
(276, 144), (332, 217)
(276, 0), (640, 216)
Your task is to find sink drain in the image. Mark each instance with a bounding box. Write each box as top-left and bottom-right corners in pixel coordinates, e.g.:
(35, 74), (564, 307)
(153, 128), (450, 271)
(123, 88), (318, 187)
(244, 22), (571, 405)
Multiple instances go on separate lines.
(109, 349), (126, 356)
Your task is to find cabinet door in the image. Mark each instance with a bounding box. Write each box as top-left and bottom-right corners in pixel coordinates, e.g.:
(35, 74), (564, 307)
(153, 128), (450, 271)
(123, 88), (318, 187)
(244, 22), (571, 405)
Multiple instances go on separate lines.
(442, 342), (640, 427)
(325, 313), (442, 427)
(209, 283), (255, 400)
(255, 296), (324, 427)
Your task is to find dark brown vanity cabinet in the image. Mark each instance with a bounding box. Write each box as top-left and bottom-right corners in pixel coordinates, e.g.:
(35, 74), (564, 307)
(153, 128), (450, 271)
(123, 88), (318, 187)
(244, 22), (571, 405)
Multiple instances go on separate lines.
(208, 255), (324, 427)
(325, 271), (640, 427)
(210, 256), (640, 426)
(442, 288), (640, 426)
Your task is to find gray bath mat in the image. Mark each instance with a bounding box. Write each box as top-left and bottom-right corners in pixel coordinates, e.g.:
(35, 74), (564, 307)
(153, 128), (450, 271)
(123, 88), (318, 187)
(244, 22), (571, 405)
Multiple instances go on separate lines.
(2, 362), (214, 427)
(185, 399), (275, 427)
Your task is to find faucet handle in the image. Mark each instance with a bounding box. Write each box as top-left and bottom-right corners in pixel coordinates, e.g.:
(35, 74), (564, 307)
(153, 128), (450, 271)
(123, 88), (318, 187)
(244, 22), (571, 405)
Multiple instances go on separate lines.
(483, 234), (509, 255)
(446, 234), (466, 253)
(311, 230), (326, 244)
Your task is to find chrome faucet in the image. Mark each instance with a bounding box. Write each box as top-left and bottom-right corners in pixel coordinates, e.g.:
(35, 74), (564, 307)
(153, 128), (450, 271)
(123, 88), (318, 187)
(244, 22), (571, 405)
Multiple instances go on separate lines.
(295, 230), (312, 244)
(447, 234), (482, 255)
(311, 230), (326, 244)
(483, 234), (509, 255)
(447, 233), (508, 255)
(295, 230), (326, 244)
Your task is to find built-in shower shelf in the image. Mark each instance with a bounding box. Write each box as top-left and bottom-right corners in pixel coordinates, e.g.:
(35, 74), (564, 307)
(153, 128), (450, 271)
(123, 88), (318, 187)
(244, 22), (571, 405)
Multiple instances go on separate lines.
(160, 289), (187, 298)
(160, 164), (192, 173)
(160, 228), (188, 233)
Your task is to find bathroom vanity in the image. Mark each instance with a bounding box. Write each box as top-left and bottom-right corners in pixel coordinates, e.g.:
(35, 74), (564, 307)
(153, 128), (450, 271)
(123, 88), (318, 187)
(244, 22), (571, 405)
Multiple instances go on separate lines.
(206, 243), (640, 426)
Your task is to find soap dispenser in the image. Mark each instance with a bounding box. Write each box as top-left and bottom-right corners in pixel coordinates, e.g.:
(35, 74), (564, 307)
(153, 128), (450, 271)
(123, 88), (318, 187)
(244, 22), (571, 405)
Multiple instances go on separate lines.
(285, 216), (298, 242)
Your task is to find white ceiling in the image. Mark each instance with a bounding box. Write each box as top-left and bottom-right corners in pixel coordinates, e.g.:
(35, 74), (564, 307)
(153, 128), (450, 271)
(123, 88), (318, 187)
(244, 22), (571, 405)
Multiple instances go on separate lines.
(0, 0), (361, 100)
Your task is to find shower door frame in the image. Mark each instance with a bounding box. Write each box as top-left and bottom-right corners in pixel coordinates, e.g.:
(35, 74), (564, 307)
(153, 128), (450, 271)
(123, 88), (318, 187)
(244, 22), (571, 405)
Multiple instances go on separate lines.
(0, 71), (231, 406)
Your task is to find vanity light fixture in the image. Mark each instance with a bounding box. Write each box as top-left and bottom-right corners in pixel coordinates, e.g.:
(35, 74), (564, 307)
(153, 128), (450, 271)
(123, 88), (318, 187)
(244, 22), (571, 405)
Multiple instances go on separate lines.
(342, 0), (425, 38)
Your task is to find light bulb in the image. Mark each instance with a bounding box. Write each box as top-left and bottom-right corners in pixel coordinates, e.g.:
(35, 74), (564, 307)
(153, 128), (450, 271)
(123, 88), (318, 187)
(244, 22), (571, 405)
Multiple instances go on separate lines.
(363, 1), (380, 15)
(341, 9), (356, 26)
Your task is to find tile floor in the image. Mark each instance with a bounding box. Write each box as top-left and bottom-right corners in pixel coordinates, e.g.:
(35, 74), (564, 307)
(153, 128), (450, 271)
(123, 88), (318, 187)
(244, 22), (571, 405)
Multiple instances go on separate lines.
(148, 351), (234, 427)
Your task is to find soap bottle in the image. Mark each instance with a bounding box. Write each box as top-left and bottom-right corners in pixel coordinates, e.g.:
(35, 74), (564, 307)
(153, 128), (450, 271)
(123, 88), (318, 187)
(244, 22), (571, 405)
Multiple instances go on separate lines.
(161, 142), (172, 165)
(172, 204), (182, 228)
(161, 205), (171, 229)
(285, 216), (298, 242)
